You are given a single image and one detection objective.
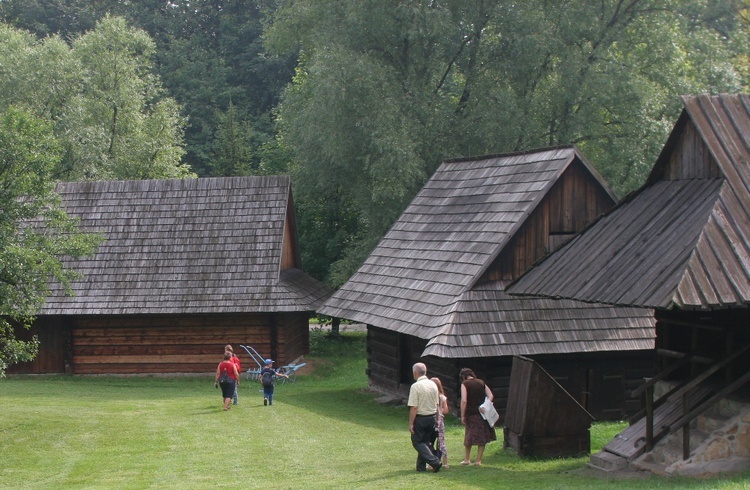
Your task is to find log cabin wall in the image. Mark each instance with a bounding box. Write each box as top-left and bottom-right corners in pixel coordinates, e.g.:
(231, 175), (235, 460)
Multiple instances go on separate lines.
(7, 316), (71, 374)
(655, 309), (750, 397)
(428, 351), (652, 422)
(367, 326), (400, 392)
(485, 160), (616, 283)
(275, 312), (310, 365)
(367, 327), (429, 398)
(9, 312), (311, 375)
(366, 324), (652, 421)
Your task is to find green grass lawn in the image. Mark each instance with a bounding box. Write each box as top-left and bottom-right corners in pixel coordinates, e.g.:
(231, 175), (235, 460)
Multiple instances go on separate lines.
(1, 332), (749, 489)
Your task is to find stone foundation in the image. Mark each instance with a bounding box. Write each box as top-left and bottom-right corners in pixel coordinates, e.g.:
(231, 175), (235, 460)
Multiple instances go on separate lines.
(665, 403), (750, 477)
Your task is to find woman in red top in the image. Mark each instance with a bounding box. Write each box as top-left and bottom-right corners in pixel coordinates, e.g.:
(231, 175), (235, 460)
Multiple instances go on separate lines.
(214, 352), (240, 411)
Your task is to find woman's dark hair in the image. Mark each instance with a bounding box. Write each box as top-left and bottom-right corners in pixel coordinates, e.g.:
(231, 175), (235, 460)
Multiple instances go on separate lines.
(224, 352), (232, 360)
(460, 368), (475, 380)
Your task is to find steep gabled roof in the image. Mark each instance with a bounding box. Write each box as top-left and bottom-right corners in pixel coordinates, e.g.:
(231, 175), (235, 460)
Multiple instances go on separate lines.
(508, 94), (750, 310)
(43, 176), (333, 315)
(319, 147), (653, 351)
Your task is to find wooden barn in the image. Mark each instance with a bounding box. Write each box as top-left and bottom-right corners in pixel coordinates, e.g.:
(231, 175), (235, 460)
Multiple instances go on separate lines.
(9, 176), (333, 375)
(508, 94), (750, 473)
(319, 146), (656, 421)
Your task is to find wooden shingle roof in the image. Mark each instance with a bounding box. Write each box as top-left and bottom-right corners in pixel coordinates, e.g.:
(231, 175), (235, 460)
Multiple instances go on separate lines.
(320, 147), (654, 356)
(508, 94), (750, 310)
(423, 283), (655, 358)
(43, 176), (333, 314)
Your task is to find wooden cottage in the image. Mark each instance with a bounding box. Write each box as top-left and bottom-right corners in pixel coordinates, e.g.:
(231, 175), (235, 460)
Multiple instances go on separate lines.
(319, 147), (656, 420)
(9, 176), (333, 375)
(505, 356), (594, 458)
(508, 94), (750, 473)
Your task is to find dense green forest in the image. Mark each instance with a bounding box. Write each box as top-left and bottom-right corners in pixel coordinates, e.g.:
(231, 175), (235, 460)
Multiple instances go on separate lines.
(0, 1), (748, 372)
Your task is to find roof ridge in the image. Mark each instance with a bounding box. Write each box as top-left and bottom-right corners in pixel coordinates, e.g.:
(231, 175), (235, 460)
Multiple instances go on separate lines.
(442, 145), (575, 164)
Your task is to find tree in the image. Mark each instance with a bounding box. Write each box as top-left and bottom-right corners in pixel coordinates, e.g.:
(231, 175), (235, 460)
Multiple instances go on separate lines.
(266, 0), (749, 284)
(0, 106), (102, 376)
(0, 16), (192, 181)
(117, 0), (296, 176)
(0, 1), (296, 178)
(60, 15), (192, 180)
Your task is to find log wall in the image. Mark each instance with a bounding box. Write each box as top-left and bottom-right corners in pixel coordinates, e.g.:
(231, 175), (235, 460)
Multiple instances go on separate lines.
(367, 327), (655, 421)
(9, 312), (310, 375)
(7, 316), (70, 374)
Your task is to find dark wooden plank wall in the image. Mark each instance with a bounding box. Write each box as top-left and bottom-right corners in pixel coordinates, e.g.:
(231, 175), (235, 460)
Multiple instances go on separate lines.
(487, 160), (615, 282)
(368, 327), (433, 397)
(275, 312), (309, 365)
(367, 327), (401, 392)
(369, 330), (653, 422)
(7, 317), (70, 374)
(280, 200), (298, 270)
(535, 352), (654, 420)
(504, 357), (592, 458)
(656, 309), (750, 397)
(663, 121), (721, 180)
(63, 313), (308, 375)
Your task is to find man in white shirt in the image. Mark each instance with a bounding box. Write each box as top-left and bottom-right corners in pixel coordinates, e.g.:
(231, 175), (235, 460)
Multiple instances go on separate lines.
(407, 362), (442, 472)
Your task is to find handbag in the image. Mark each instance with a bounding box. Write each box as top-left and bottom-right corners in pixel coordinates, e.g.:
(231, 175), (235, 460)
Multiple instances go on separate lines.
(219, 370), (230, 384)
(479, 397), (499, 428)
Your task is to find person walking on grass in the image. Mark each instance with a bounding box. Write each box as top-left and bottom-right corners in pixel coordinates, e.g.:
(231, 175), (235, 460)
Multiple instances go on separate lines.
(407, 362), (442, 473)
(432, 377), (450, 469)
(258, 358), (288, 406)
(459, 367), (496, 466)
(225, 344), (241, 405)
(214, 352), (240, 411)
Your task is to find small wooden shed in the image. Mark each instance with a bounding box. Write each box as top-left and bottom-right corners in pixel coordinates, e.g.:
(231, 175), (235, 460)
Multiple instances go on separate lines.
(505, 356), (593, 458)
(508, 94), (750, 468)
(320, 146), (656, 420)
(10, 176), (333, 375)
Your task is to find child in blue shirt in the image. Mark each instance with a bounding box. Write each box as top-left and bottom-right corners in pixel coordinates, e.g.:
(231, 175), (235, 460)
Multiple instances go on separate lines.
(258, 359), (288, 406)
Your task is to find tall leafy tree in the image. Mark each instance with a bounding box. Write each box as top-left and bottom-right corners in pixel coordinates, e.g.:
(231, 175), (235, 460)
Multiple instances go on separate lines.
(0, 106), (101, 376)
(267, 0), (748, 285)
(117, 0), (296, 175)
(0, 16), (191, 181)
(59, 15), (191, 180)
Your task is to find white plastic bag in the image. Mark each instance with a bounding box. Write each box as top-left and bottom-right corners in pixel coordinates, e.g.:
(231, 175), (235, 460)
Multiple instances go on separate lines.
(478, 397), (499, 428)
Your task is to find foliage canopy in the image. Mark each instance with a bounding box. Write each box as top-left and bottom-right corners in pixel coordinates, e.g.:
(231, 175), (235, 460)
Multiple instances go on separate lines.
(267, 0), (749, 284)
(0, 106), (102, 376)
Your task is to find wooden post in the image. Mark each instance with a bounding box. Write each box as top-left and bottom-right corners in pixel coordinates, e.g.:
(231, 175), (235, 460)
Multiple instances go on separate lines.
(726, 328), (734, 384)
(682, 392), (690, 460)
(645, 383), (654, 451)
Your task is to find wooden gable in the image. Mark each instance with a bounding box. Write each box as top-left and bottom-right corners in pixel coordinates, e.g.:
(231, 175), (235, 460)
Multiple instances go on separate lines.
(482, 158), (616, 283)
(653, 113), (722, 181)
(509, 94), (750, 310)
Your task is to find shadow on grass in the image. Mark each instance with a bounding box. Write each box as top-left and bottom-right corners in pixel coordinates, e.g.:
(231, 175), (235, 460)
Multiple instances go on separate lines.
(280, 386), (403, 430)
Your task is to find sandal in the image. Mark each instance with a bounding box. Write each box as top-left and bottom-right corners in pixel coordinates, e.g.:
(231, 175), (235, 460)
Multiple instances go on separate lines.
(474, 462), (482, 466)
(460, 460), (471, 465)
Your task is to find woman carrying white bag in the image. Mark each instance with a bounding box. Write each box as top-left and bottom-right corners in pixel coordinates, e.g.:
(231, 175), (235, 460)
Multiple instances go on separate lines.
(459, 368), (497, 466)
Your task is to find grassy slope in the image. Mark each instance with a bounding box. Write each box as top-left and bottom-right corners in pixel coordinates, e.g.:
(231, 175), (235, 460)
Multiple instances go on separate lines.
(1, 332), (749, 489)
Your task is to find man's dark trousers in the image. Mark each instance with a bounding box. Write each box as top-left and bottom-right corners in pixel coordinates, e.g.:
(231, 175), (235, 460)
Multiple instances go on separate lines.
(412, 414), (441, 471)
